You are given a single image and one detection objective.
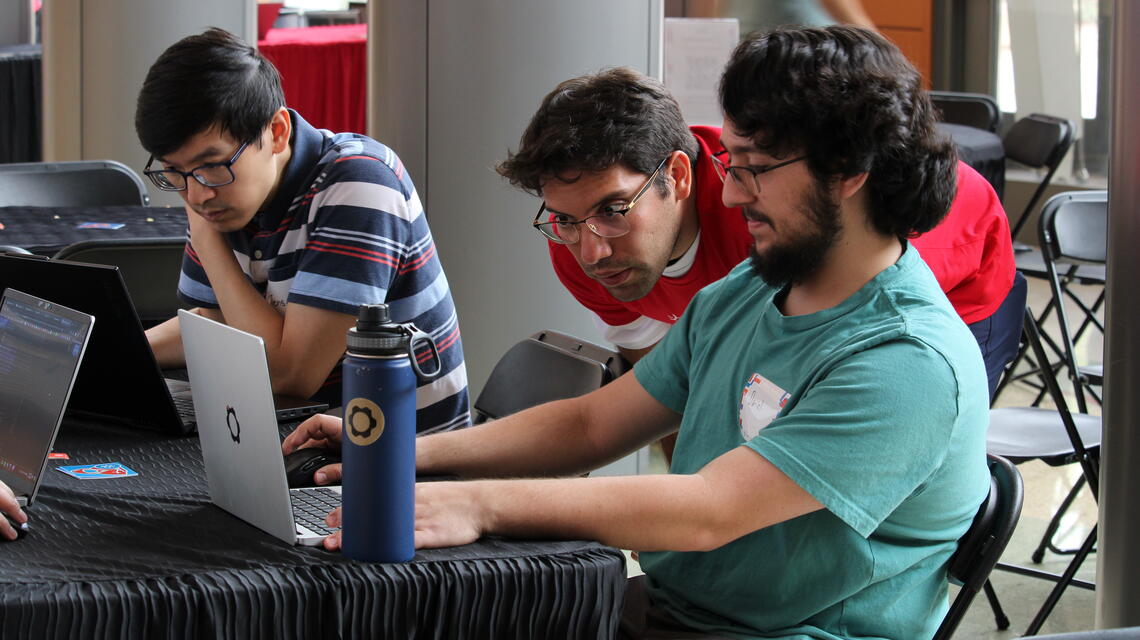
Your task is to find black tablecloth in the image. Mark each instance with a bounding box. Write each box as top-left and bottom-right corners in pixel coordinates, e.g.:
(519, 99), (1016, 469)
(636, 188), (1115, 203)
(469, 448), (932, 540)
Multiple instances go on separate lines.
(938, 122), (1006, 199)
(0, 205), (186, 255)
(0, 44), (41, 163)
(0, 420), (626, 639)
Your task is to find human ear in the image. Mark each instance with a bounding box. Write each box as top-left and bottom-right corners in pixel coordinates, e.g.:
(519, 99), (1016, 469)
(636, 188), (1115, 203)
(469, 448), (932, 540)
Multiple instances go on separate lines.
(837, 171), (869, 200)
(668, 150), (693, 201)
(269, 107), (291, 154)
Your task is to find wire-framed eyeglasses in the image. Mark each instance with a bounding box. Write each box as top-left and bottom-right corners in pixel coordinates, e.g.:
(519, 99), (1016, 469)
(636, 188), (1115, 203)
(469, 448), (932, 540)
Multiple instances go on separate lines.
(532, 155), (671, 245)
(711, 150), (806, 195)
(143, 141), (250, 192)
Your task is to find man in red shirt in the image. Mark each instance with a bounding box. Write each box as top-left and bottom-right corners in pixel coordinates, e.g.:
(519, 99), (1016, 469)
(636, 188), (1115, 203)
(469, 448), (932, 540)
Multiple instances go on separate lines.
(498, 67), (1023, 402)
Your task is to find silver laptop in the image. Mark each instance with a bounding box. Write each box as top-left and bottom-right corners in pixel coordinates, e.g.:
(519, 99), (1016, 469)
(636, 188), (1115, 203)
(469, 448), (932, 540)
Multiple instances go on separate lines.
(0, 288), (95, 509)
(179, 309), (341, 546)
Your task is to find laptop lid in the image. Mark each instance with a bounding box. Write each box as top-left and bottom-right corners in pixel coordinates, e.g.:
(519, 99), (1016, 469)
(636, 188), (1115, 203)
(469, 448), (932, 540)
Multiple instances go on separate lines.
(0, 253), (188, 434)
(0, 288), (94, 507)
(179, 309), (310, 545)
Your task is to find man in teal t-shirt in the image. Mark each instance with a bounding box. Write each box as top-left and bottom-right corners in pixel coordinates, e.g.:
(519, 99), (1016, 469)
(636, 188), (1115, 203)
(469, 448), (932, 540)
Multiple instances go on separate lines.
(283, 26), (990, 639)
(635, 245), (988, 638)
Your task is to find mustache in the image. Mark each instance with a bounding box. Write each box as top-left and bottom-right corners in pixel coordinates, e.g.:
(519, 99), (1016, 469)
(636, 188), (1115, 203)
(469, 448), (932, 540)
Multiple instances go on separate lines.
(742, 207), (774, 227)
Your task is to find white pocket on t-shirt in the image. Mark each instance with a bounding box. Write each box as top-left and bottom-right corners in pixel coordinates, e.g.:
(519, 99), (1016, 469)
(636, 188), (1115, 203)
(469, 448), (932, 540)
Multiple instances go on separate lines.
(739, 373), (789, 440)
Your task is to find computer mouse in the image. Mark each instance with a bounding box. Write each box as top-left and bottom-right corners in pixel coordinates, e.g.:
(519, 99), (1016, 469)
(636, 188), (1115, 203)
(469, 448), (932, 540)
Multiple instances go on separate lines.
(3, 513), (29, 540)
(283, 447), (341, 488)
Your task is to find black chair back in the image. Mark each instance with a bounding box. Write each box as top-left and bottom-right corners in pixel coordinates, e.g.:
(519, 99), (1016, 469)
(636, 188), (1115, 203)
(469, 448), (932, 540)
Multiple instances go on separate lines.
(1041, 191), (1108, 265)
(473, 330), (629, 424)
(933, 454), (1024, 640)
(1004, 114), (1076, 240)
(930, 91), (1001, 132)
(0, 160), (150, 206)
(52, 237), (187, 328)
(1039, 191), (1108, 406)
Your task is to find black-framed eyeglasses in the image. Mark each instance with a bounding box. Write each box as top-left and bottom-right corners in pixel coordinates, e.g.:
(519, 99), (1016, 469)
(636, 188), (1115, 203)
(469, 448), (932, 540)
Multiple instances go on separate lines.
(711, 150), (806, 195)
(532, 155), (671, 245)
(143, 141), (250, 192)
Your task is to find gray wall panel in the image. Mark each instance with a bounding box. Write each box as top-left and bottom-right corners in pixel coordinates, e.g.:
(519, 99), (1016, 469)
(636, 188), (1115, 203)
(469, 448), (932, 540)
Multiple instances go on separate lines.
(372, 0), (662, 399)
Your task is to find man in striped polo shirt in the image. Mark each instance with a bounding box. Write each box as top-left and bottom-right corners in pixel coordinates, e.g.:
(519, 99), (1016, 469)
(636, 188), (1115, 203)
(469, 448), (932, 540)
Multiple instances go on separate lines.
(135, 28), (468, 433)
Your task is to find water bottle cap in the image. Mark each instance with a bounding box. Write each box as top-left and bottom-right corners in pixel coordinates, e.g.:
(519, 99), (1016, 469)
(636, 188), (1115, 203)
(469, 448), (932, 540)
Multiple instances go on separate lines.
(346, 304), (407, 354)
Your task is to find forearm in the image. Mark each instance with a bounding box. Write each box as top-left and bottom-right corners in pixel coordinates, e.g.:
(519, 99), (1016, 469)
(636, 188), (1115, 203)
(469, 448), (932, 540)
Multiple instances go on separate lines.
(193, 235), (285, 349)
(146, 315), (186, 368)
(417, 446), (823, 553)
(189, 227), (309, 392)
(428, 473), (734, 552)
(820, 0), (876, 29)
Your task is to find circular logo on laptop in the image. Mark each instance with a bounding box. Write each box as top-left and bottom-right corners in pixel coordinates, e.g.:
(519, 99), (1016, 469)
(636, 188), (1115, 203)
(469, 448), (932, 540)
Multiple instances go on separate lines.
(225, 405), (241, 443)
(345, 398), (385, 446)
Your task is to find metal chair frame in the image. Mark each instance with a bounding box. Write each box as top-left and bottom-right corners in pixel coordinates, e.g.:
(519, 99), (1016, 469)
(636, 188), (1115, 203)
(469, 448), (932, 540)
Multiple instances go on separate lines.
(988, 308), (1101, 636)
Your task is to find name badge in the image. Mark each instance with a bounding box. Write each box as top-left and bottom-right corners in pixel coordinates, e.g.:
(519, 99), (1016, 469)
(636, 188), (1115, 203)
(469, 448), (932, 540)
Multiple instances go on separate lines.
(739, 373), (789, 440)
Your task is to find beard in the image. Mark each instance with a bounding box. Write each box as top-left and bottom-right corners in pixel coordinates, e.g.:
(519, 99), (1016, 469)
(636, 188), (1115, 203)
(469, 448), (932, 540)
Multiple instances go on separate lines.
(748, 179), (843, 287)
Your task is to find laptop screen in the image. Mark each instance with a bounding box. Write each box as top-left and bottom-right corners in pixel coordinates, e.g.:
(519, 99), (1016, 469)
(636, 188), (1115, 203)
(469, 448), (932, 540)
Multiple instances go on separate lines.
(0, 289), (94, 500)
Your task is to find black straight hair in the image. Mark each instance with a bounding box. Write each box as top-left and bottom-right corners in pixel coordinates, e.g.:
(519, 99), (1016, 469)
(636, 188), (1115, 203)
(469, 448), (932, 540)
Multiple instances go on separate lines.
(135, 27), (285, 158)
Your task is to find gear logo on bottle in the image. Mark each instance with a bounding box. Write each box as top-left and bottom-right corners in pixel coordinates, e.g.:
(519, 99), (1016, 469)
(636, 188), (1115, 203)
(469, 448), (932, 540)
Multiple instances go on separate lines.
(345, 398), (385, 446)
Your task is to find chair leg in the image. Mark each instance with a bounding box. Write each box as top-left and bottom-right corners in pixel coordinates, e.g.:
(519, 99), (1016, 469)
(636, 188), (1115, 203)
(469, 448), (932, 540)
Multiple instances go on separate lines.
(1032, 475), (1086, 563)
(1023, 526), (1098, 636)
(983, 579), (1011, 630)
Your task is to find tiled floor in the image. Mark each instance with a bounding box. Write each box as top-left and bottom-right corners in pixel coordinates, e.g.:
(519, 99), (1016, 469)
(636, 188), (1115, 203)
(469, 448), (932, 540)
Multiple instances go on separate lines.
(625, 276), (1104, 638)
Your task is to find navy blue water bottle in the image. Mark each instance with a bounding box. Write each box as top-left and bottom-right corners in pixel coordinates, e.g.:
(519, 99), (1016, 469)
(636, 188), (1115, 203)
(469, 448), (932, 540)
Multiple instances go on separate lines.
(341, 303), (441, 562)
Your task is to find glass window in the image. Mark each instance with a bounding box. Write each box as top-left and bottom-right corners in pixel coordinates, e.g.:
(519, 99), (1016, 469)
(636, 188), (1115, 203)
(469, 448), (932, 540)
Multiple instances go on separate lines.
(997, 0), (1109, 184)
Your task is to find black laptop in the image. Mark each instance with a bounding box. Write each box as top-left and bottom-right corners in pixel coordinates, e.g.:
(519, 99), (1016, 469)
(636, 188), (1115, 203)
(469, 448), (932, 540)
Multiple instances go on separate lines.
(0, 253), (327, 434)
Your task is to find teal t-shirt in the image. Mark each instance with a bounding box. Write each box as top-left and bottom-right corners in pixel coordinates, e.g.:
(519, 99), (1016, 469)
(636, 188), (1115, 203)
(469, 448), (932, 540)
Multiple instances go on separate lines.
(634, 245), (990, 640)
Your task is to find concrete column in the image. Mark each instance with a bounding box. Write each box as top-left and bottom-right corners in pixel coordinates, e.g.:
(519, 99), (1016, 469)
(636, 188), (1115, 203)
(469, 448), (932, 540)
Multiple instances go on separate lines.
(1095, 0), (1140, 628)
(41, 0), (253, 207)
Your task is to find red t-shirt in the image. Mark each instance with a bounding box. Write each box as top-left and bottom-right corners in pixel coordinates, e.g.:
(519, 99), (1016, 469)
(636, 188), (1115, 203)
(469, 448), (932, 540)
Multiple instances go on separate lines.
(911, 161), (1016, 324)
(549, 126), (751, 328)
(550, 128), (1015, 329)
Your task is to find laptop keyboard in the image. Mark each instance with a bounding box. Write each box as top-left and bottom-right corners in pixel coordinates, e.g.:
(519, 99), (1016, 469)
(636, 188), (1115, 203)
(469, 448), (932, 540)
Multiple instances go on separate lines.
(291, 487), (342, 536)
(172, 394), (196, 422)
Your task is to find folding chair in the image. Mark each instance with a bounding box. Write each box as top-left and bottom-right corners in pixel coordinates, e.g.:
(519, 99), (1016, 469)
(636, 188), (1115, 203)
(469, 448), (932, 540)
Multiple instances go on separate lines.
(930, 91), (1001, 133)
(996, 191), (1106, 407)
(52, 237), (187, 328)
(0, 160), (150, 206)
(473, 330), (630, 424)
(932, 454), (1023, 640)
(987, 308), (1102, 635)
(1005, 114), (1076, 249)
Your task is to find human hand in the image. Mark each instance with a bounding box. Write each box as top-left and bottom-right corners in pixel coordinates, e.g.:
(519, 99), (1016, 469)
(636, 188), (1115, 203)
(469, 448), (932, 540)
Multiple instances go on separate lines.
(413, 481), (486, 550)
(282, 414), (345, 485)
(185, 204), (227, 253)
(0, 481), (27, 542)
(319, 482), (487, 553)
(282, 414), (344, 454)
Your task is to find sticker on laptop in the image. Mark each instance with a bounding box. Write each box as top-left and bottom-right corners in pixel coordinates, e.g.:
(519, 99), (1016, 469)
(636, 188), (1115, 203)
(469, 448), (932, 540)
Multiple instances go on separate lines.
(739, 373), (789, 441)
(56, 462), (138, 479)
(75, 222), (126, 230)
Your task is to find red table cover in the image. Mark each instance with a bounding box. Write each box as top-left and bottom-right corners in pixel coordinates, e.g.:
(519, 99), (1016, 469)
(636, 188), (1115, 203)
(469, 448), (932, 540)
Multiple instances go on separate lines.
(259, 24), (367, 135)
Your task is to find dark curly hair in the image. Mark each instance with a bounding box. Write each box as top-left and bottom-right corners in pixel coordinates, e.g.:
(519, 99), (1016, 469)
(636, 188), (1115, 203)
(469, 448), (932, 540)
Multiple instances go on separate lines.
(135, 27), (285, 157)
(719, 26), (957, 239)
(496, 67), (698, 197)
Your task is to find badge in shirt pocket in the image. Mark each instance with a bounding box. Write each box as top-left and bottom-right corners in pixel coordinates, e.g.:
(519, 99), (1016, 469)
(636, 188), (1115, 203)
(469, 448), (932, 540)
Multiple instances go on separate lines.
(739, 373), (789, 440)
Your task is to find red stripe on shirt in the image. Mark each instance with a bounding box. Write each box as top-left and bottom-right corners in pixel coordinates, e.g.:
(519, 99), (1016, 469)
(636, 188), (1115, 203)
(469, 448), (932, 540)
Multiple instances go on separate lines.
(398, 243), (436, 274)
(306, 241), (400, 268)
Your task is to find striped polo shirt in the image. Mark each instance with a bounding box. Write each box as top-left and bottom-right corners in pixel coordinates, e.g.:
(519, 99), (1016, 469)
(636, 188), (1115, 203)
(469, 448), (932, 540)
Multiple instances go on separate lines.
(178, 110), (470, 433)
